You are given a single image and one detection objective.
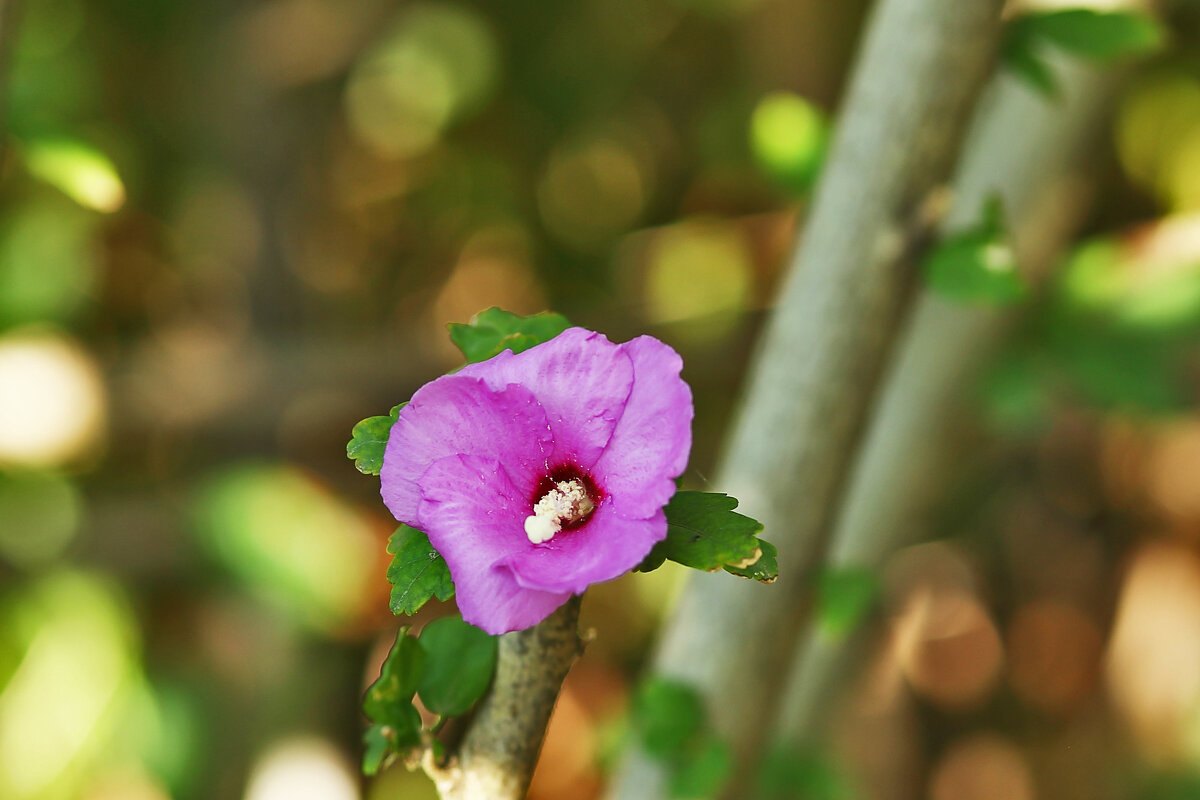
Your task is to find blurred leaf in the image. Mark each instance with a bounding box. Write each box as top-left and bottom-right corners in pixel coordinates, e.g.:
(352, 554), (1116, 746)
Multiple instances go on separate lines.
(1020, 9), (1164, 61)
(363, 629), (425, 730)
(1044, 234), (1200, 413)
(1135, 772), (1200, 800)
(0, 199), (96, 325)
(447, 307), (572, 363)
(724, 539), (778, 583)
(22, 138), (125, 212)
(757, 743), (851, 800)
(982, 353), (1051, 434)
(362, 725), (392, 776)
(669, 734), (732, 799)
(193, 464), (379, 632)
(347, 404), (403, 476)
(0, 470), (81, 567)
(1048, 320), (1186, 412)
(924, 198), (1025, 305)
(7, 26), (100, 138)
(644, 491), (764, 574)
(816, 567), (877, 637)
(1057, 236), (1200, 336)
(749, 92), (828, 194)
(1002, 33), (1059, 98)
(387, 526), (455, 616)
(632, 677), (706, 759)
(0, 572), (143, 799)
(416, 617), (497, 716)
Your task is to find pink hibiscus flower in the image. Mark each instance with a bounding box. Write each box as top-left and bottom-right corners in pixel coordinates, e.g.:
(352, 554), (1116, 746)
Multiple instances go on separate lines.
(380, 327), (693, 634)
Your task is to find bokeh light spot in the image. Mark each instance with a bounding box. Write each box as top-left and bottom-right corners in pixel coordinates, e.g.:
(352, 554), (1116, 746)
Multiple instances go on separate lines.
(244, 738), (359, 800)
(431, 225), (546, 361)
(23, 138), (126, 213)
(1116, 71), (1200, 212)
(0, 331), (107, 468)
(1106, 542), (1200, 762)
(929, 734), (1034, 800)
(750, 91), (827, 193)
(893, 587), (1004, 710)
(885, 544), (1002, 710)
(1006, 600), (1101, 714)
(345, 3), (498, 159)
(644, 219), (753, 340)
(537, 137), (649, 250)
(1147, 419), (1200, 524)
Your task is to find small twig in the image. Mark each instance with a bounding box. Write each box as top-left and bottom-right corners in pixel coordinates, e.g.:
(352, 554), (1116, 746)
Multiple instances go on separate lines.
(429, 596), (584, 800)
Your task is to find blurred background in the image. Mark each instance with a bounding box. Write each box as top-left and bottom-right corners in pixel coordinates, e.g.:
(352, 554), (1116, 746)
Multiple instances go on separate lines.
(2, 0), (1200, 798)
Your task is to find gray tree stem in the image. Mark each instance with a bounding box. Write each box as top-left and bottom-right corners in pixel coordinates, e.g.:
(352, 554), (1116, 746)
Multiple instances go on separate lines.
(607, 0), (1007, 795)
(776, 47), (1124, 744)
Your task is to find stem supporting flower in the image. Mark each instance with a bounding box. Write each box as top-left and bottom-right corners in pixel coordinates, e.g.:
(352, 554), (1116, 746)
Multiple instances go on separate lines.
(425, 596), (584, 800)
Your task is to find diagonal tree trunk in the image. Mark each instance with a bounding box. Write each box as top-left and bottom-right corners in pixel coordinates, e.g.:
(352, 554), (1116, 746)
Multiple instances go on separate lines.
(606, 0), (1007, 795)
(775, 47), (1125, 746)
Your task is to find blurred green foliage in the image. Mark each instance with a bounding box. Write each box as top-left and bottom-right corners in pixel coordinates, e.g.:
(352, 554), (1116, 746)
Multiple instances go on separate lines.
(632, 676), (732, 798)
(924, 198), (1026, 306)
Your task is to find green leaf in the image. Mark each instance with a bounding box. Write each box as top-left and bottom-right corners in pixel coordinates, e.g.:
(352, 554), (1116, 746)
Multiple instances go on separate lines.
(447, 307), (572, 364)
(347, 403), (404, 476)
(982, 353), (1051, 434)
(363, 629), (425, 729)
(669, 734), (733, 799)
(1003, 11), (1162, 97)
(656, 491), (764, 573)
(387, 526), (455, 616)
(362, 724), (392, 776)
(634, 545), (668, 573)
(1002, 33), (1059, 98)
(816, 567), (878, 637)
(416, 617), (498, 716)
(632, 677), (706, 759)
(723, 539), (778, 584)
(924, 199), (1026, 306)
(757, 743), (851, 800)
(360, 705), (423, 776)
(1023, 9), (1164, 61)
(360, 631), (426, 775)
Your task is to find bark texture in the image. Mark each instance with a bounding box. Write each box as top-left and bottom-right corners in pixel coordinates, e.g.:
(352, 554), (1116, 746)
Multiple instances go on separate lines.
(776, 51), (1121, 742)
(430, 596), (583, 800)
(607, 0), (1007, 795)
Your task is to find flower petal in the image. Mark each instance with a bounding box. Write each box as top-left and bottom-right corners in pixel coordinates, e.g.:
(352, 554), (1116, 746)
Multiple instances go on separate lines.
(380, 376), (551, 528)
(591, 335), (693, 519)
(417, 453), (569, 634)
(501, 500), (668, 595)
(459, 327), (634, 470)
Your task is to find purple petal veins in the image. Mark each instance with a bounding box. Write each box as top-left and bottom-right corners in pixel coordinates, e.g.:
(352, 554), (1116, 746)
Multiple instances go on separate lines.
(380, 326), (693, 635)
